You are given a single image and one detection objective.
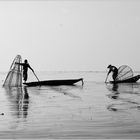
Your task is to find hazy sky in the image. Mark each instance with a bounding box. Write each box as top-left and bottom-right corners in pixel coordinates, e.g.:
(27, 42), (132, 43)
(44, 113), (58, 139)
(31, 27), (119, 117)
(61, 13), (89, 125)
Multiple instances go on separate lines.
(0, 0), (140, 71)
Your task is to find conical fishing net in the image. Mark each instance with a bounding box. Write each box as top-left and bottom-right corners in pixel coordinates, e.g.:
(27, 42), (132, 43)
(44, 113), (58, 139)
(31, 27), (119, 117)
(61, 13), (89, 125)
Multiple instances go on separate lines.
(116, 65), (133, 81)
(3, 55), (22, 87)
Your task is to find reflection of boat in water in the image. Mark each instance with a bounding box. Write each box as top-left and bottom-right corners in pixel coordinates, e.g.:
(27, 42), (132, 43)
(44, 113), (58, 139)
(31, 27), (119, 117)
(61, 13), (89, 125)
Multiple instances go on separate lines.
(107, 82), (140, 95)
(106, 83), (140, 112)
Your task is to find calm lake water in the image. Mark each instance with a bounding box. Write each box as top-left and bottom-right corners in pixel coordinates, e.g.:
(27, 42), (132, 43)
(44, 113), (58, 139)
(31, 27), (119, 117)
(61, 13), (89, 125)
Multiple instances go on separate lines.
(0, 71), (140, 139)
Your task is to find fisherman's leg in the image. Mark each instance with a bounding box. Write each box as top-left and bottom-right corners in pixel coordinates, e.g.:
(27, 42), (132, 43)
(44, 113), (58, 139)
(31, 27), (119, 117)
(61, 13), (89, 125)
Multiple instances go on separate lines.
(113, 72), (117, 81)
(23, 73), (28, 82)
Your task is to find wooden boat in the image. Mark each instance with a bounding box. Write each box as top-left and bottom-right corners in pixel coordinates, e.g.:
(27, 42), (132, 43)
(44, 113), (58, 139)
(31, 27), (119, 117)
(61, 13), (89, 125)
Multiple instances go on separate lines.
(23, 78), (84, 87)
(110, 75), (140, 84)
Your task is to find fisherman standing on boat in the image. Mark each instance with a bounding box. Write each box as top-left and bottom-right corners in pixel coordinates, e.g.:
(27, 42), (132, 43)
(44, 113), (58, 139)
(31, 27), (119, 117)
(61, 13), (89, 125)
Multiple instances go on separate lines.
(15, 59), (34, 83)
(106, 65), (118, 81)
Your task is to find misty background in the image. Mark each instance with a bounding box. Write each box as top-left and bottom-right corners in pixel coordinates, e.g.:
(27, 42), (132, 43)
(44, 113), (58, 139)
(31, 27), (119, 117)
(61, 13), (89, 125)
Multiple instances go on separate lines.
(0, 0), (140, 72)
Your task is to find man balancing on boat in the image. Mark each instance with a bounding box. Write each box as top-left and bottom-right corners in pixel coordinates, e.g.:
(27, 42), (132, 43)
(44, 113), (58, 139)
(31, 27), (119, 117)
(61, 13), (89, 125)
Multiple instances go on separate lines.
(15, 59), (34, 83)
(105, 64), (140, 83)
(105, 64), (118, 83)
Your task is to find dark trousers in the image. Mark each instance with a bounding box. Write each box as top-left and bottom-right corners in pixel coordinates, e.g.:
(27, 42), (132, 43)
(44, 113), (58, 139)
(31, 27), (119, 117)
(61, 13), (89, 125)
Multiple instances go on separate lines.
(23, 72), (28, 82)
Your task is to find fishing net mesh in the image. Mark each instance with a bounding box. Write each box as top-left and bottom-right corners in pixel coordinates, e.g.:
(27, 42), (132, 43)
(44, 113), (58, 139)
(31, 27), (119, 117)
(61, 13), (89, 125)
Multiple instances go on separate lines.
(3, 55), (22, 87)
(116, 65), (133, 81)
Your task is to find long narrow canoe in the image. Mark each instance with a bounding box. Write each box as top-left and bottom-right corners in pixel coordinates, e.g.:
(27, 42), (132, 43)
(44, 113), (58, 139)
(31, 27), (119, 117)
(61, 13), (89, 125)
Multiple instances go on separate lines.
(23, 78), (84, 87)
(110, 75), (140, 84)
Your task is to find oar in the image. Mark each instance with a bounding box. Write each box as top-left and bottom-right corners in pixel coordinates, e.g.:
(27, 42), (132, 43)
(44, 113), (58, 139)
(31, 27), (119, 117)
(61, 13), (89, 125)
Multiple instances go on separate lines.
(32, 71), (40, 82)
(105, 74), (108, 83)
(32, 71), (41, 87)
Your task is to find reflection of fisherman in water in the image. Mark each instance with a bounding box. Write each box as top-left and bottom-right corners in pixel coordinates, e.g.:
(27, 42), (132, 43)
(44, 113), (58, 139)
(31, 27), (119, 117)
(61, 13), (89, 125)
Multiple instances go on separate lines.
(106, 83), (120, 111)
(112, 84), (118, 91)
(23, 86), (29, 118)
(106, 83), (140, 112)
(106, 84), (120, 100)
(111, 84), (119, 99)
(4, 86), (29, 118)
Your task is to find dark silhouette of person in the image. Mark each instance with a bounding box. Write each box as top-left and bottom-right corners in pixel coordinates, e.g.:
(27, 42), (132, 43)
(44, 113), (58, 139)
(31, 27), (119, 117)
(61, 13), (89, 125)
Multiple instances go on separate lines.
(16, 59), (34, 82)
(107, 64), (118, 81)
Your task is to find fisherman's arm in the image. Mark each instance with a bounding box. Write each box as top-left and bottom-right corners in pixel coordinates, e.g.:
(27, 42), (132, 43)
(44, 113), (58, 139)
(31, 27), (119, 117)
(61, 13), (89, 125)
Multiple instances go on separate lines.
(15, 62), (24, 66)
(107, 69), (111, 75)
(28, 65), (34, 73)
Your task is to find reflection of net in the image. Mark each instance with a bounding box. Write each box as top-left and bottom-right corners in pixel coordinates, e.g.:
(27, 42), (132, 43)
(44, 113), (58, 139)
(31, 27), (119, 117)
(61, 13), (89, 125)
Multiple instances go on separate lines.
(116, 65), (133, 81)
(3, 55), (22, 87)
